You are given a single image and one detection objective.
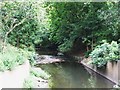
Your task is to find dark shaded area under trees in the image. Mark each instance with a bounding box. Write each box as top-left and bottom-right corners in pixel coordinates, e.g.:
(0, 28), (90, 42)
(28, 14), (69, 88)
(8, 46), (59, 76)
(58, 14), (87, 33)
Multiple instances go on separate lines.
(43, 2), (120, 54)
(1, 1), (120, 55)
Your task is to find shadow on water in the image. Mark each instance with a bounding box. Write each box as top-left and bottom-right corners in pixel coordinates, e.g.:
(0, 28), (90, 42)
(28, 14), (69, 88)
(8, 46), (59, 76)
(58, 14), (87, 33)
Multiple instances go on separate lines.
(34, 49), (114, 88)
(36, 62), (114, 88)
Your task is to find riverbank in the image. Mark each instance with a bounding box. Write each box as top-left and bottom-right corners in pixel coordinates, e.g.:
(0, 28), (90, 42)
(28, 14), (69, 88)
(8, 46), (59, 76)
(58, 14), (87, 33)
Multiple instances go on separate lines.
(67, 54), (120, 86)
(0, 60), (50, 89)
(81, 58), (119, 85)
(23, 67), (50, 88)
(38, 60), (114, 88)
(0, 60), (30, 88)
(0, 43), (51, 89)
(35, 53), (119, 87)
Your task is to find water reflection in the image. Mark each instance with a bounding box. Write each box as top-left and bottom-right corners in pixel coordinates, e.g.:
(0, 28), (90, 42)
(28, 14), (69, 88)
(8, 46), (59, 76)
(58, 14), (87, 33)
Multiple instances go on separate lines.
(37, 62), (114, 88)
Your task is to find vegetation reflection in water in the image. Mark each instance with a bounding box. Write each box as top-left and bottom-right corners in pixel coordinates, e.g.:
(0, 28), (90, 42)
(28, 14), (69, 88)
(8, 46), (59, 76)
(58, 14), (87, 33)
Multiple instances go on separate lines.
(37, 62), (114, 88)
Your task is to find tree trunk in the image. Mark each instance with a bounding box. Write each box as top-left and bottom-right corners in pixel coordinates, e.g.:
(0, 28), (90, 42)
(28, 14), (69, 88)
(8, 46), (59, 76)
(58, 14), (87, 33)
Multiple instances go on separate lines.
(17, 36), (20, 48)
(2, 35), (7, 53)
(91, 37), (94, 51)
(86, 44), (89, 52)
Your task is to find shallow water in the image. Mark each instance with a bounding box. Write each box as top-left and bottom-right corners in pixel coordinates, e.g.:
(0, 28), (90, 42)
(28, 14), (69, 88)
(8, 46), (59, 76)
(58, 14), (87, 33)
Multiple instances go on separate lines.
(38, 61), (114, 88)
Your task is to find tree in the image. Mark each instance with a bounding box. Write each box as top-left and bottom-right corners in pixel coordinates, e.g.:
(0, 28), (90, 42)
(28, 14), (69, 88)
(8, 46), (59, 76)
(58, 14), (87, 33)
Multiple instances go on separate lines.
(0, 1), (46, 51)
(44, 2), (119, 52)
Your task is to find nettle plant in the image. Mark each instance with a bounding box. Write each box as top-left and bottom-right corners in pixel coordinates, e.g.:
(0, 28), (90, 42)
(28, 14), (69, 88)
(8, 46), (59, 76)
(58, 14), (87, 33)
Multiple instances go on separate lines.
(89, 40), (120, 67)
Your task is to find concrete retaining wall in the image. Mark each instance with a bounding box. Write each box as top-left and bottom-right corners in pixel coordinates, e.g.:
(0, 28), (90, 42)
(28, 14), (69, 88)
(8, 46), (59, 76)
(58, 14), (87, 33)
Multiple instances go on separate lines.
(0, 60), (30, 88)
(81, 58), (120, 85)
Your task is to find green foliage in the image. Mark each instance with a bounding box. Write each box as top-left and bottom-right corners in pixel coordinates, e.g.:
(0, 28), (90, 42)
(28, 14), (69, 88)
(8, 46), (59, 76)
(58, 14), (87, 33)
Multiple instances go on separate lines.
(88, 76), (96, 88)
(44, 2), (120, 52)
(89, 40), (120, 67)
(28, 52), (36, 66)
(1, 1), (119, 54)
(30, 68), (50, 80)
(58, 40), (73, 52)
(0, 59), (5, 71)
(23, 78), (34, 89)
(0, 1), (47, 50)
(84, 50), (92, 58)
(98, 2), (120, 42)
(109, 41), (120, 61)
(0, 43), (35, 71)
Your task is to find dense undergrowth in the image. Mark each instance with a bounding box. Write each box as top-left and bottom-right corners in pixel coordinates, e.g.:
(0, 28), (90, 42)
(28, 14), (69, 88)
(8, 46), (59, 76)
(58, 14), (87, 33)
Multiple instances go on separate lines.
(0, 42), (35, 71)
(1, 1), (120, 53)
(0, 1), (120, 69)
(23, 68), (51, 88)
(30, 68), (50, 80)
(89, 40), (120, 67)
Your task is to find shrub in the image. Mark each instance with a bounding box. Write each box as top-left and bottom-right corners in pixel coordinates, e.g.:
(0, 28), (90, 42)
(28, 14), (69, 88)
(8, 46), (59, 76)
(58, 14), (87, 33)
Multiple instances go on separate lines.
(109, 41), (120, 61)
(89, 40), (120, 67)
(28, 52), (36, 66)
(0, 44), (35, 71)
(84, 50), (92, 58)
(1, 1), (47, 50)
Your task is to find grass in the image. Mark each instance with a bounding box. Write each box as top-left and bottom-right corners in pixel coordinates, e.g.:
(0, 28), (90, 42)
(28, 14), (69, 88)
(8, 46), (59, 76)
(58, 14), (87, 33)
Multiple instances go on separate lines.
(0, 43), (35, 72)
(0, 41), (52, 88)
(23, 78), (34, 89)
(30, 68), (50, 80)
(23, 68), (51, 89)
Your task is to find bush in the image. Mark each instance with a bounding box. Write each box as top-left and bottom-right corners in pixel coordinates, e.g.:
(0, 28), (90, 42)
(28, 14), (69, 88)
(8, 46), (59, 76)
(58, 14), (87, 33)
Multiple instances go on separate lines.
(0, 44), (35, 71)
(28, 52), (36, 66)
(84, 50), (92, 58)
(1, 1), (47, 50)
(109, 41), (120, 61)
(89, 40), (120, 67)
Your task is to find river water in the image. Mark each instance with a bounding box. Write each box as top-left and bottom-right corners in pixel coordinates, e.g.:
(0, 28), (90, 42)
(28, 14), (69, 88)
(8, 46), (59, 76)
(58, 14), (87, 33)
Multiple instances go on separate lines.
(37, 61), (114, 88)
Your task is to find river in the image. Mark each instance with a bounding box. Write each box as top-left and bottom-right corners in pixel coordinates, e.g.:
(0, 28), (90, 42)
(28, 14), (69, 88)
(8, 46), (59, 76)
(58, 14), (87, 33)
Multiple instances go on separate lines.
(36, 60), (114, 88)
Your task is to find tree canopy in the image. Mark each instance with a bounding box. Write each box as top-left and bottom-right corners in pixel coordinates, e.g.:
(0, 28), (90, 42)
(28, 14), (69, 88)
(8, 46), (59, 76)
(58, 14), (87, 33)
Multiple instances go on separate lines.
(0, 1), (119, 52)
(44, 2), (120, 52)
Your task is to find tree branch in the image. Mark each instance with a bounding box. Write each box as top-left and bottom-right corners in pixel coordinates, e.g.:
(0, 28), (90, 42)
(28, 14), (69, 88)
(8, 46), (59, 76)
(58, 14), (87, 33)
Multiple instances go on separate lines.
(6, 18), (26, 36)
